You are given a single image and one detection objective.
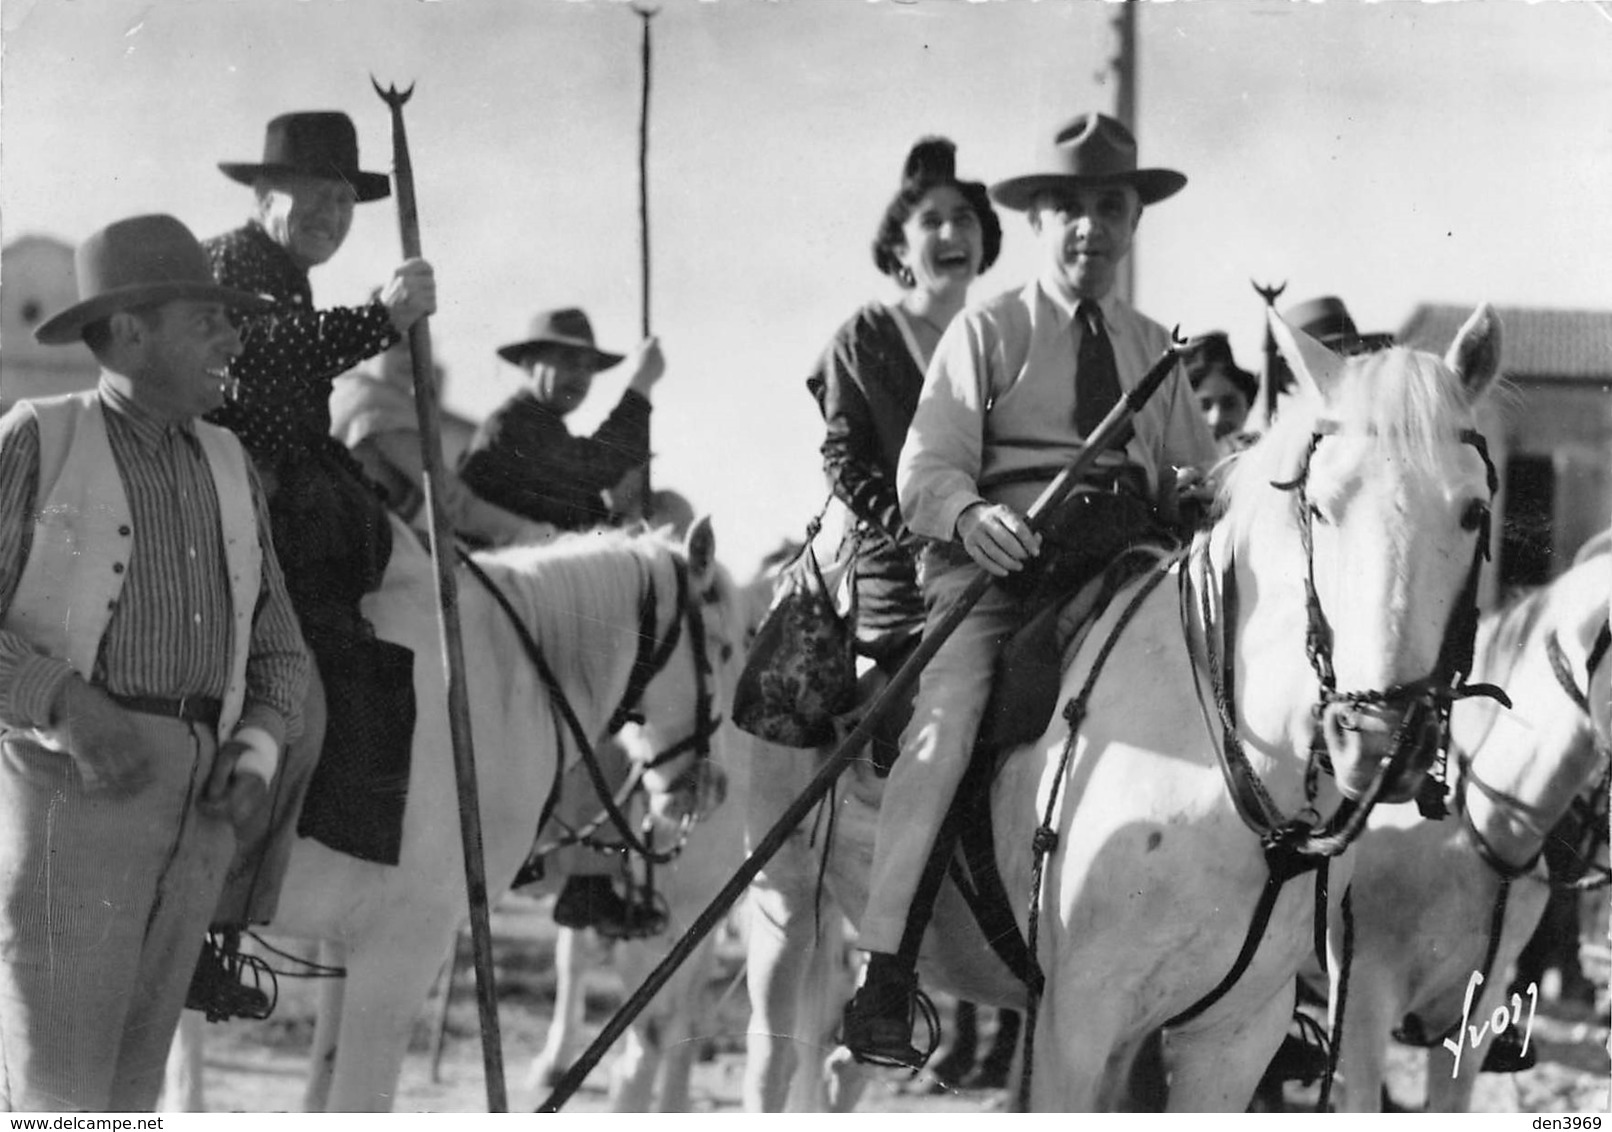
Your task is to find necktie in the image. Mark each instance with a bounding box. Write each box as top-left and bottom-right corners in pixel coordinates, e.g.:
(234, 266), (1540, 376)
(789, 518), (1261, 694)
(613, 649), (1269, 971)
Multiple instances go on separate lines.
(1075, 300), (1129, 445)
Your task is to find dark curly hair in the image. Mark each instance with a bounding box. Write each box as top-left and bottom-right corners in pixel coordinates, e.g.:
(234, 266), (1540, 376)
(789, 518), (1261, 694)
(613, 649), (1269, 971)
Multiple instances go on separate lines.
(871, 137), (1002, 286)
(1183, 331), (1259, 406)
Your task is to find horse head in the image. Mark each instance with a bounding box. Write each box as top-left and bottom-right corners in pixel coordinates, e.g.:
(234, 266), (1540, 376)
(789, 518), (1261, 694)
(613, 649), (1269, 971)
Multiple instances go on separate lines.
(617, 515), (747, 822)
(1223, 304), (1502, 807)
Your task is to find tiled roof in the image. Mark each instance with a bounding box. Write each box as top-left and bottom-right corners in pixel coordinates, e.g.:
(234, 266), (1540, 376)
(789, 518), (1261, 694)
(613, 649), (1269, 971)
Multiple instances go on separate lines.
(1398, 305), (1612, 382)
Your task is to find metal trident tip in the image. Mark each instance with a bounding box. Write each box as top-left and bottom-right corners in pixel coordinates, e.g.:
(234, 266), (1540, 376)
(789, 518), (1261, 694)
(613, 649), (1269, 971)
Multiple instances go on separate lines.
(1252, 279), (1288, 306)
(370, 76), (415, 106)
(1170, 325), (1189, 349)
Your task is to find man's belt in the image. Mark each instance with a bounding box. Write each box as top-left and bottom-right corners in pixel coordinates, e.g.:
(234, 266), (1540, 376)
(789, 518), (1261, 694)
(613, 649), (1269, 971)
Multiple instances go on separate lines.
(978, 463), (1147, 499)
(107, 692), (223, 728)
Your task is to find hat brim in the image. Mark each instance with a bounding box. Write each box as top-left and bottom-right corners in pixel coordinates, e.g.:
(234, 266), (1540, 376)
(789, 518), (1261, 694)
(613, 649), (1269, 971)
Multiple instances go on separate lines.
(496, 339), (625, 370)
(218, 162), (392, 203)
(1321, 331), (1397, 356)
(35, 282), (272, 346)
(989, 168), (1187, 212)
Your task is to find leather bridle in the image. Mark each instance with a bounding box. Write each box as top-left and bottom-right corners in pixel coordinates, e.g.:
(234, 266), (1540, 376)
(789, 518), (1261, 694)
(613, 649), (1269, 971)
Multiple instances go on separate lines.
(459, 545), (724, 865)
(1271, 422), (1507, 850)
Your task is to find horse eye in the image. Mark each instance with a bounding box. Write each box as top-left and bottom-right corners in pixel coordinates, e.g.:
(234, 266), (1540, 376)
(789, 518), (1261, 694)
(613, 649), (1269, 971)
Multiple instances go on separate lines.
(1460, 499), (1489, 532)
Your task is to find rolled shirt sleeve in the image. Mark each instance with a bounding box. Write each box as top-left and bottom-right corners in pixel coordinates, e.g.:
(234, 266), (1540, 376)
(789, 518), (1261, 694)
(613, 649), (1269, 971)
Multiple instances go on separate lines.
(897, 313), (992, 543)
(808, 308), (920, 547)
(238, 461), (310, 749)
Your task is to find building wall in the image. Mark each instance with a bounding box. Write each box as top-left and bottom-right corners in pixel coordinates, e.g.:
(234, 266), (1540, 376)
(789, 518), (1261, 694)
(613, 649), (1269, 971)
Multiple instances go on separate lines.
(1, 236), (99, 409)
(1496, 379), (1612, 589)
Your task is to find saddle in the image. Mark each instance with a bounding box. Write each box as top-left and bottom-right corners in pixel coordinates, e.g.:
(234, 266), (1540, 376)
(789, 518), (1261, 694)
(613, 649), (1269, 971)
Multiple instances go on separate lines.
(889, 488), (1178, 987)
(980, 486), (1173, 753)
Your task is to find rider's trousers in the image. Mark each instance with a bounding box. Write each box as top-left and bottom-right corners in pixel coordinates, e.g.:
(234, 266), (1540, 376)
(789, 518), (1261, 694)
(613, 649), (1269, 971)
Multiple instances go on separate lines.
(860, 555), (1024, 955)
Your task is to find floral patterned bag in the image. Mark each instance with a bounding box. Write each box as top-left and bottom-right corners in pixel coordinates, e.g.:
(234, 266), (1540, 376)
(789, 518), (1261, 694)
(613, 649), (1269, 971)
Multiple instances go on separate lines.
(733, 535), (858, 749)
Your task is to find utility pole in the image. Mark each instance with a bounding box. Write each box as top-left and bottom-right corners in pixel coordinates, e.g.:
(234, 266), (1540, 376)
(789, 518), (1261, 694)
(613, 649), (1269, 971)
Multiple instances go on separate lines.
(1111, 0), (1138, 304)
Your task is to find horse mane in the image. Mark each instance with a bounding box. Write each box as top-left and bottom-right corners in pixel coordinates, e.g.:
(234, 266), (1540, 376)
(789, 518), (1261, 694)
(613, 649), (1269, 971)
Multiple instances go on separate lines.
(471, 527), (675, 705)
(1217, 346), (1482, 547)
(1473, 582), (1554, 687)
(1473, 540), (1609, 686)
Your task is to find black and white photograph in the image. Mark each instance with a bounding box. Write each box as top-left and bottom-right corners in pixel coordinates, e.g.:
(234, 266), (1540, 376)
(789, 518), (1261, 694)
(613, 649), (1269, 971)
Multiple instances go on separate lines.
(0, 0), (1608, 1116)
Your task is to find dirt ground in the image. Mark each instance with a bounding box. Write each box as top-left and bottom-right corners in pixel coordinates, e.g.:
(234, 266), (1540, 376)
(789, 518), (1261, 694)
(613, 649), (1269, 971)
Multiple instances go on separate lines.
(191, 891), (1611, 1114)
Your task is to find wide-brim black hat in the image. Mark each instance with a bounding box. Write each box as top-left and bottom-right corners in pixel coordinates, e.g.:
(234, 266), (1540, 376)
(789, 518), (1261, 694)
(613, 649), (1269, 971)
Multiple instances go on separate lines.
(1283, 295), (1395, 356)
(219, 111), (391, 203)
(36, 214), (271, 346)
(991, 113), (1186, 212)
(496, 307), (625, 369)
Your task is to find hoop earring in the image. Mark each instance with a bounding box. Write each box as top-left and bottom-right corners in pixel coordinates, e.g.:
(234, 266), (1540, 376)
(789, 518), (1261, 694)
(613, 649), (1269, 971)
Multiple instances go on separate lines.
(894, 265), (915, 288)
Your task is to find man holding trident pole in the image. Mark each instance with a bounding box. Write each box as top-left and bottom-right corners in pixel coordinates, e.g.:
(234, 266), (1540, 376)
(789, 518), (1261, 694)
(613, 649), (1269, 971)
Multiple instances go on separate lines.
(841, 112), (1218, 1068)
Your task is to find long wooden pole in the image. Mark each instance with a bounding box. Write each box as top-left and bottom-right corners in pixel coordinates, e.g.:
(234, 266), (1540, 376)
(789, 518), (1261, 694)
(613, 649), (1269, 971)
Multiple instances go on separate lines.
(634, 3), (657, 512)
(371, 78), (507, 1112)
(538, 334), (1188, 1112)
(635, 4), (656, 341)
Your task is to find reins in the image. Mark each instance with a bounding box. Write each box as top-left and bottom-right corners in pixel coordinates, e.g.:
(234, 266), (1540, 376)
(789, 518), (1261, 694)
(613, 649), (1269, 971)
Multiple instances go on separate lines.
(1017, 556), (1173, 1112)
(457, 546), (722, 868)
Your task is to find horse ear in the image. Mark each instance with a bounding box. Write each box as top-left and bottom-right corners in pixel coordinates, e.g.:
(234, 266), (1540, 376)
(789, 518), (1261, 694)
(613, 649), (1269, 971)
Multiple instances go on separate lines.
(1444, 303), (1502, 401)
(1267, 308), (1345, 403)
(685, 514), (717, 586)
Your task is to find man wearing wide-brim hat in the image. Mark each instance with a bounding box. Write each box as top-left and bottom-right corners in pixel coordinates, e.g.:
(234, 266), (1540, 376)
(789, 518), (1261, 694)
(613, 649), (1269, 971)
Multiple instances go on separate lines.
(198, 109), (434, 1015)
(457, 307), (672, 939)
(841, 112), (1218, 1068)
(1256, 296), (1395, 420)
(0, 214), (309, 1110)
(458, 307), (667, 535)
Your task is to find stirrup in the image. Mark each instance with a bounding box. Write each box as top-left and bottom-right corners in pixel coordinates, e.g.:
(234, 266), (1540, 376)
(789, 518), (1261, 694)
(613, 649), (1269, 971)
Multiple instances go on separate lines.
(1266, 1017), (1329, 1086)
(185, 929), (277, 1024)
(841, 980), (943, 1071)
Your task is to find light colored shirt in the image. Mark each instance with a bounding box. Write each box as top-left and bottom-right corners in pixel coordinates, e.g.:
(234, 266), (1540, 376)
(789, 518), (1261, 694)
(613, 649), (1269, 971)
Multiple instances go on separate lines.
(0, 378), (307, 746)
(898, 273), (1218, 541)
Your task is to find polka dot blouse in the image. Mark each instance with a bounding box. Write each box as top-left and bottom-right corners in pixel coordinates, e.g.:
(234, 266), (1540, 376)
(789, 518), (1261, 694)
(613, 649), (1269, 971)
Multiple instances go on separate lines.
(204, 223), (399, 472)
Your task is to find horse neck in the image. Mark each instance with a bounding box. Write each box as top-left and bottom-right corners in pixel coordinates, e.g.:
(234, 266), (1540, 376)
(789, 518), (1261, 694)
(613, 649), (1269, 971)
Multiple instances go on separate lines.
(472, 540), (654, 741)
(1457, 571), (1610, 860)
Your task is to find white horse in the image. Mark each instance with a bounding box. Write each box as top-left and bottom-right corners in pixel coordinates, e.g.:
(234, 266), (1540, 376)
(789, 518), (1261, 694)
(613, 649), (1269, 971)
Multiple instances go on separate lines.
(744, 305), (1505, 1111)
(1331, 539), (1612, 1111)
(515, 686), (756, 1111)
(513, 758), (751, 1112)
(168, 514), (746, 1111)
(742, 722), (872, 1113)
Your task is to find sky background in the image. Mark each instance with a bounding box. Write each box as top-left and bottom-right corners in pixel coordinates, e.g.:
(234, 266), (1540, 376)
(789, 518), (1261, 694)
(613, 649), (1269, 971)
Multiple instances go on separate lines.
(4, 0), (1610, 576)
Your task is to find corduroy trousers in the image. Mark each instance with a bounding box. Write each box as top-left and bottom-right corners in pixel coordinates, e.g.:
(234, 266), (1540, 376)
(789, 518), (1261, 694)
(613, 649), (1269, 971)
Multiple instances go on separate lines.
(0, 713), (233, 1111)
